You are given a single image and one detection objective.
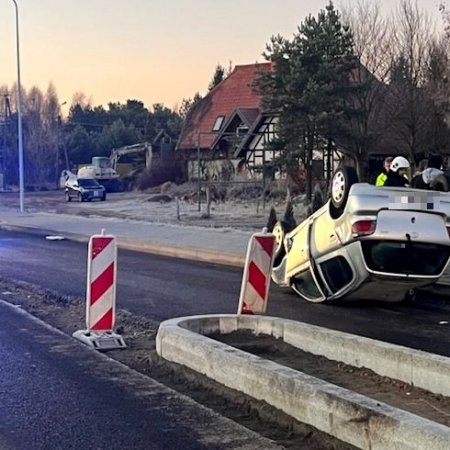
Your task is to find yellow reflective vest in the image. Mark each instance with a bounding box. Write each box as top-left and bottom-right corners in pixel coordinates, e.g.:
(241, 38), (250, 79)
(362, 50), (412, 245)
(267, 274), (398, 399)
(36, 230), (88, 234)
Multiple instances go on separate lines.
(376, 172), (387, 186)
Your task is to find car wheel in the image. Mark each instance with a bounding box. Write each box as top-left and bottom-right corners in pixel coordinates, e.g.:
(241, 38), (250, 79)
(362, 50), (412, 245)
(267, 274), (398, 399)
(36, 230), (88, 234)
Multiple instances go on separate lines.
(101, 193), (106, 201)
(330, 166), (358, 217)
(65, 191), (71, 202)
(430, 174), (450, 192)
(272, 221), (287, 267)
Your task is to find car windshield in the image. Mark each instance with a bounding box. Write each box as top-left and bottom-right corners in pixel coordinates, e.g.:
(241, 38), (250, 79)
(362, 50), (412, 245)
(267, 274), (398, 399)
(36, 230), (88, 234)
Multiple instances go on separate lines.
(78, 179), (100, 188)
(362, 241), (449, 276)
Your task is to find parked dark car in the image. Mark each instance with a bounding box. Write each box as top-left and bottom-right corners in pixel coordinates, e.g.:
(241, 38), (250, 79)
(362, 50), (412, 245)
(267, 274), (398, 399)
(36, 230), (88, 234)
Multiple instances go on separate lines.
(65, 178), (106, 202)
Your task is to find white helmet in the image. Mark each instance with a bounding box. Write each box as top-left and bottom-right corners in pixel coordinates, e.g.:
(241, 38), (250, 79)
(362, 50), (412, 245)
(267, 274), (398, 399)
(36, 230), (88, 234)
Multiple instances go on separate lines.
(391, 156), (410, 172)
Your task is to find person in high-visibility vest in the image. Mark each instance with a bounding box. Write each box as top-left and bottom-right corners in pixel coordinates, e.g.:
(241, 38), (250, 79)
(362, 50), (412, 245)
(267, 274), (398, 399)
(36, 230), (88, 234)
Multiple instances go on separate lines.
(375, 156), (393, 186)
(384, 156), (410, 187)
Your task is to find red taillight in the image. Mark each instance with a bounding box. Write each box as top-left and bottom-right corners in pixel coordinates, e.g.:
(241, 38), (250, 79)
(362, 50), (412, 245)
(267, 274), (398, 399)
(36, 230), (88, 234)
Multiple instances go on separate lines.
(352, 220), (376, 237)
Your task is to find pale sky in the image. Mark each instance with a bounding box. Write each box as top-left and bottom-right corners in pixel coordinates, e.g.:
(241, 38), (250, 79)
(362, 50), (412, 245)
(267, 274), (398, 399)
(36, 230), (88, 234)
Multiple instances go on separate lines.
(0, 0), (444, 114)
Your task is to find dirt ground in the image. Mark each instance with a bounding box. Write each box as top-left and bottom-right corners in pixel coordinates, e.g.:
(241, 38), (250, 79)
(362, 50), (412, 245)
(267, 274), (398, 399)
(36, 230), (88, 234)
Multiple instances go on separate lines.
(213, 332), (450, 427)
(0, 189), (305, 231)
(2, 279), (450, 448)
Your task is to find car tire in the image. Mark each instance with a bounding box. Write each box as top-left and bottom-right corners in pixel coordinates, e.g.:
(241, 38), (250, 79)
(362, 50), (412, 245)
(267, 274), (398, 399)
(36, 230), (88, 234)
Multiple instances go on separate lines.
(430, 174), (450, 192)
(101, 193), (106, 201)
(330, 166), (358, 217)
(65, 191), (71, 202)
(272, 221), (287, 267)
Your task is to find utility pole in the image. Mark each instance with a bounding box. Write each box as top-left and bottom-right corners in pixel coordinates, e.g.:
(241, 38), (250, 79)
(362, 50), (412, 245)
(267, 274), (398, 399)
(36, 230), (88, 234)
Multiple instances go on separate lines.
(11, 0), (25, 212)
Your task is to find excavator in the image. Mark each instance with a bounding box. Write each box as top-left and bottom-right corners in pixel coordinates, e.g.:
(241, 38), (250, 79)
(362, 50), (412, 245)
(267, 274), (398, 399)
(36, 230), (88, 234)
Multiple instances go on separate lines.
(75, 142), (152, 191)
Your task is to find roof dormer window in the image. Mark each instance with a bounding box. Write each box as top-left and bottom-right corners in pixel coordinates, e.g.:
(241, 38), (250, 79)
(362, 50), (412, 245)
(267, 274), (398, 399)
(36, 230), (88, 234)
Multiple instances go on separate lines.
(212, 116), (225, 131)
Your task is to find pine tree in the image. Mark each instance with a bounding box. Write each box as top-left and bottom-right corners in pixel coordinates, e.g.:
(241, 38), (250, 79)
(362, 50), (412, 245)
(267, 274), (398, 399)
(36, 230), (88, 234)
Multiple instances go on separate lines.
(266, 207), (278, 232)
(282, 200), (297, 232)
(208, 64), (227, 91)
(259, 2), (362, 200)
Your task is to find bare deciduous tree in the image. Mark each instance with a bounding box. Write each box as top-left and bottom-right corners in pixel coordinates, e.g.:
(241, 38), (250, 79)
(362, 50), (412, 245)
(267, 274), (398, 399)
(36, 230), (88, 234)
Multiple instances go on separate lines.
(423, 37), (450, 152)
(340, 0), (395, 178)
(341, 0), (393, 81)
(385, 0), (436, 164)
(71, 91), (92, 109)
(438, 2), (450, 128)
(22, 83), (63, 186)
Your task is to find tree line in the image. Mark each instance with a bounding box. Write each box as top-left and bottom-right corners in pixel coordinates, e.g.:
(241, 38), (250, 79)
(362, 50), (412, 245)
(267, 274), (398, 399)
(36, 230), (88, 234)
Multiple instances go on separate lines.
(0, 85), (188, 187)
(0, 59), (227, 188)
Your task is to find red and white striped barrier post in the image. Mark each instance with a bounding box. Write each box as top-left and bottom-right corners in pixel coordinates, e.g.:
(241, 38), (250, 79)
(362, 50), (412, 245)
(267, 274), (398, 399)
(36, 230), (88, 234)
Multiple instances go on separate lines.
(73, 230), (126, 350)
(86, 233), (117, 332)
(237, 229), (276, 315)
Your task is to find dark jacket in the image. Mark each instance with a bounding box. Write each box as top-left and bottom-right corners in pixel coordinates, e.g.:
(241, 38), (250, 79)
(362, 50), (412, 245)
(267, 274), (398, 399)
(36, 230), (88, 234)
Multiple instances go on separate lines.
(384, 171), (409, 187)
(411, 174), (427, 189)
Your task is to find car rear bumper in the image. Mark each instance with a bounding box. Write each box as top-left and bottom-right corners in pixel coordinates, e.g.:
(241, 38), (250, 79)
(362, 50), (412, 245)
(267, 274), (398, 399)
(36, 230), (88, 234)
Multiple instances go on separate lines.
(82, 190), (104, 200)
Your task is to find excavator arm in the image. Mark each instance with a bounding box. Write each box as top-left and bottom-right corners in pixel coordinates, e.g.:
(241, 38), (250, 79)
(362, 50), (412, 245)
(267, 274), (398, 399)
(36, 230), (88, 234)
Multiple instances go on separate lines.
(109, 142), (152, 170)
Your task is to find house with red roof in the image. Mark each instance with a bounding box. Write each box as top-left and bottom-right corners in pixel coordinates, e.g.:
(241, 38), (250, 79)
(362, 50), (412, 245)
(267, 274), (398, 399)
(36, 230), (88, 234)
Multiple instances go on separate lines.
(177, 62), (343, 182)
(176, 62), (377, 183)
(176, 63), (273, 180)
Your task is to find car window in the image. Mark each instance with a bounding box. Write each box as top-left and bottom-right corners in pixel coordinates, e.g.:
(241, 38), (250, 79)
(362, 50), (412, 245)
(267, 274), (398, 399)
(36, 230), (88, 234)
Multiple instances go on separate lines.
(291, 269), (323, 300)
(320, 256), (353, 294)
(78, 179), (100, 188)
(362, 241), (449, 276)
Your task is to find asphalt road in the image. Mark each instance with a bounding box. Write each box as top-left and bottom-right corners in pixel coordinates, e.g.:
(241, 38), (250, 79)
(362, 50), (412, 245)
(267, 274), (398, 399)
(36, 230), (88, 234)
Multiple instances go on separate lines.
(0, 301), (279, 450)
(0, 229), (450, 356)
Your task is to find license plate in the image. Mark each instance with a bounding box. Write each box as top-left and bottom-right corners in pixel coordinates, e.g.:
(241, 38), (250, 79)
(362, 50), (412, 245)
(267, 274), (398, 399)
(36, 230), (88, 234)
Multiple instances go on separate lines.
(389, 193), (439, 211)
(93, 191), (100, 197)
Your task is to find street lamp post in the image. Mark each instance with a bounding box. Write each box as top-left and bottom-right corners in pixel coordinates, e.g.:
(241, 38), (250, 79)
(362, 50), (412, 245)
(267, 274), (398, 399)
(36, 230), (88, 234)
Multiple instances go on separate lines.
(11, 0), (25, 213)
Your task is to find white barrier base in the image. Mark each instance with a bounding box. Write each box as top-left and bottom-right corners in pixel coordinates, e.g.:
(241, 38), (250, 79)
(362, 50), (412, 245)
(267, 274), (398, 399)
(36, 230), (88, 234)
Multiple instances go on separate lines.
(73, 330), (126, 351)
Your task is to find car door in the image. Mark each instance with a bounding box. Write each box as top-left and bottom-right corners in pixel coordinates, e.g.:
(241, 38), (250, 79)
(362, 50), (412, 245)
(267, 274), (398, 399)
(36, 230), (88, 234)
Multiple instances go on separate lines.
(310, 208), (342, 257)
(310, 211), (356, 299)
(287, 221), (327, 303)
(285, 220), (310, 277)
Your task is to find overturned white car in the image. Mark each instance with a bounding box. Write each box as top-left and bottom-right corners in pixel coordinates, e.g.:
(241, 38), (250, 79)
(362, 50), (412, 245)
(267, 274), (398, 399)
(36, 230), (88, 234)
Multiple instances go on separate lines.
(270, 167), (450, 303)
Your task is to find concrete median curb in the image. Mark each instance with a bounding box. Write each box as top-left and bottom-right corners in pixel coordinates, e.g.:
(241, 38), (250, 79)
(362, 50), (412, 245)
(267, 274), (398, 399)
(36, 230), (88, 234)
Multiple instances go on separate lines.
(279, 318), (450, 397)
(117, 238), (244, 267)
(156, 314), (450, 450)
